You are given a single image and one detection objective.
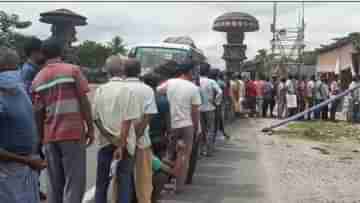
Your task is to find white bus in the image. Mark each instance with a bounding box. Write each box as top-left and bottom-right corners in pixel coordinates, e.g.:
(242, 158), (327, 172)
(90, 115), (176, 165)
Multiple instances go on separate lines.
(128, 42), (207, 74)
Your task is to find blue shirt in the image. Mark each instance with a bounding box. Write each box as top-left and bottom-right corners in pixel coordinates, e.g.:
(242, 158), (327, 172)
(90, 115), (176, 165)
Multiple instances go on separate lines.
(0, 70), (38, 154)
(20, 62), (39, 97)
(149, 94), (170, 144)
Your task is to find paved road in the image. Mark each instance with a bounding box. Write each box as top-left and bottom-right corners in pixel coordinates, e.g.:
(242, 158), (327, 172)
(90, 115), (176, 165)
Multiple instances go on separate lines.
(162, 118), (271, 203)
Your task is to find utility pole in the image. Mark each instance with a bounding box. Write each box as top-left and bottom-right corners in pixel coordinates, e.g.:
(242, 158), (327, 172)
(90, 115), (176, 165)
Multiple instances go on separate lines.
(270, 2), (277, 77)
(270, 2), (305, 79)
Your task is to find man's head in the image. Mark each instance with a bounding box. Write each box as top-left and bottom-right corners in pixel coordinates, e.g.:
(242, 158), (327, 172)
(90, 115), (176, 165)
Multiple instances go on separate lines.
(154, 60), (178, 79)
(41, 40), (63, 61)
(124, 58), (141, 78)
(177, 63), (194, 81)
(209, 69), (218, 80)
(105, 55), (126, 77)
(199, 63), (210, 77)
(311, 75), (316, 81)
(24, 37), (44, 65)
(142, 72), (163, 89)
(0, 47), (20, 71)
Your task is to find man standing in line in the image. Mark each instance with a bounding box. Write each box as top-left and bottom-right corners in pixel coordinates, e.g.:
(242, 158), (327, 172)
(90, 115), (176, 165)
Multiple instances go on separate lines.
(277, 77), (287, 119)
(0, 47), (47, 203)
(237, 73), (246, 117)
(199, 64), (222, 156)
(321, 77), (330, 120)
(20, 37), (45, 96)
(246, 76), (257, 117)
(350, 75), (360, 122)
(286, 75), (297, 117)
(230, 73), (240, 117)
(93, 55), (140, 203)
(330, 74), (341, 121)
(262, 77), (274, 117)
(123, 59), (158, 203)
(314, 75), (326, 119)
(254, 76), (265, 117)
(270, 76), (278, 118)
(306, 75), (315, 120)
(157, 63), (201, 193)
(32, 40), (94, 203)
(20, 36), (48, 201)
(297, 76), (307, 120)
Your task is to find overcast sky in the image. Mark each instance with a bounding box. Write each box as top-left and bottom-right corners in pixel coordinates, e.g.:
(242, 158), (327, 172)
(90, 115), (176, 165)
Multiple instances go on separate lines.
(1, 1), (359, 67)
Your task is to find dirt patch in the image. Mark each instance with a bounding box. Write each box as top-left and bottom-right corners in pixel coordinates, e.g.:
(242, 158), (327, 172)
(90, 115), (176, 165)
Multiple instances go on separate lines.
(258, 120), (360, 203)
(273, 121), (360, 143)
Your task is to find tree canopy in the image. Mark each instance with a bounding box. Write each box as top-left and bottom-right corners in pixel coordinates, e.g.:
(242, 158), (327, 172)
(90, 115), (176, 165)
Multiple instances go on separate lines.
(77, 36), (127, 69)
(0, 10), (31, 48)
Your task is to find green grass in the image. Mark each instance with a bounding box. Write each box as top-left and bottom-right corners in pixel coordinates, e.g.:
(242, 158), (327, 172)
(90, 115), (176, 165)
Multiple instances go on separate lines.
(274, 121), (360, 143)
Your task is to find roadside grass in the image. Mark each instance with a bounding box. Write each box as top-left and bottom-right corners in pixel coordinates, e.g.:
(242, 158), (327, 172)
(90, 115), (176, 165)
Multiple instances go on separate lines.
(273, 121), (360, 143)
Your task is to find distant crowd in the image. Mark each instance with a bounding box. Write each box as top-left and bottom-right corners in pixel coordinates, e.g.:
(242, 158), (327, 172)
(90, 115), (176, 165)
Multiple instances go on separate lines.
(227, 73), (344, 121)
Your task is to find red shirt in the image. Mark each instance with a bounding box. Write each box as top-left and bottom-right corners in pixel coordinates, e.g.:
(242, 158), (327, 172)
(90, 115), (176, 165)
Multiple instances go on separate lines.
(32, 58), (90, 143)
(246, 80), (257, 97)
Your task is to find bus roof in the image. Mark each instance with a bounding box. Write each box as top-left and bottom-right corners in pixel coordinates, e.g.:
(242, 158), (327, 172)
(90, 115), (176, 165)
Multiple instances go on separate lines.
(130, 42), (205, 56)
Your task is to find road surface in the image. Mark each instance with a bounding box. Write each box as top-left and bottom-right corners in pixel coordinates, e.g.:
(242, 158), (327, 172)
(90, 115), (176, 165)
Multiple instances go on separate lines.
(162, 118), (271, 203)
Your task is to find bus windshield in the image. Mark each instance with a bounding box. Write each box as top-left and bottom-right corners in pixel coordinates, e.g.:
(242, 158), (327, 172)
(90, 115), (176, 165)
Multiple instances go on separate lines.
(135, 47), (189, 70)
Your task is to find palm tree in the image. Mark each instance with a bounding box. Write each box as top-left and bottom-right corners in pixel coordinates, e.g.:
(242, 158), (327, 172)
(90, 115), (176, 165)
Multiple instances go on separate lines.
(108, 36), (127, 55)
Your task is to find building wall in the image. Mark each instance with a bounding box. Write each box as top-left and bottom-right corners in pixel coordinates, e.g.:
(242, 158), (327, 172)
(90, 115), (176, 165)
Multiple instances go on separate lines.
(317, 43), (354, 73)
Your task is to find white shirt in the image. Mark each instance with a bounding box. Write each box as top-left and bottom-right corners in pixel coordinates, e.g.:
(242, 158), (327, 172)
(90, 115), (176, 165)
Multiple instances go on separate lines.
(307, 80), (315, 98)
(238, 80), (245, 98)
(92, 77), (141, 155)
(158, 78), (201, 129)
(199, 77), (222, 112)
(123, 78), (158, 149)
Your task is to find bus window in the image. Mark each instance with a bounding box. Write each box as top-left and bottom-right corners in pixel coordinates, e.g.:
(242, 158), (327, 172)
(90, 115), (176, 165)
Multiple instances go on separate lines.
(135, 47), (189, 70)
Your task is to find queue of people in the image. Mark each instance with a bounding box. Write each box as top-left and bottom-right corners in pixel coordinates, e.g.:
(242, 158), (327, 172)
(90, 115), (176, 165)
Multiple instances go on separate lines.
(0, 37), (230, 203)
(228, 73), (343, 122)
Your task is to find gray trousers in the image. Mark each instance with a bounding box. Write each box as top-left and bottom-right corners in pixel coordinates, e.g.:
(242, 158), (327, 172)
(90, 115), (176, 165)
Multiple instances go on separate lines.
(44, 141), (86, 203)
(200, 111), (216, 154)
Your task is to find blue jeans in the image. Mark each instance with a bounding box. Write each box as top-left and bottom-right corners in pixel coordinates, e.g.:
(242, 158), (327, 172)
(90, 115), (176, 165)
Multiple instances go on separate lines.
(314, 99), (323, 119)
(95, 144), (134, 203)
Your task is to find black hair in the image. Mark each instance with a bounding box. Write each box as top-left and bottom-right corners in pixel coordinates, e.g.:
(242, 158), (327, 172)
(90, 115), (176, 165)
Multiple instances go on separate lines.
(24, 37), (42, 57)
(311, 75), (316, 81)
(153, 60), (178, 79)
(209, 69), (218, 80)
(177, 63), (194, 75)
(218, 71), (225, 80)
(142, 72), (163, 89)
(199, 63), (210, 76)
(41, 40), (63, 60)
(124, 59), (141, 77)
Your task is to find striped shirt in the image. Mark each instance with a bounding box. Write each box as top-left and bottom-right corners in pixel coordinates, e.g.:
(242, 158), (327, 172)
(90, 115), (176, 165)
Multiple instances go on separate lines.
(32, 58), (90, 143)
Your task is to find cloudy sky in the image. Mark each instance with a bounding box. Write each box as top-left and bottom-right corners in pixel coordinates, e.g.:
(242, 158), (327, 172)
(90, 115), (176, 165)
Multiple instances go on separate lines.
(1, 1), (360, 67)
